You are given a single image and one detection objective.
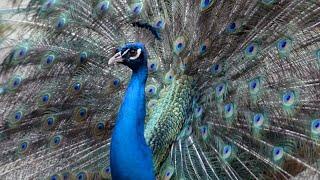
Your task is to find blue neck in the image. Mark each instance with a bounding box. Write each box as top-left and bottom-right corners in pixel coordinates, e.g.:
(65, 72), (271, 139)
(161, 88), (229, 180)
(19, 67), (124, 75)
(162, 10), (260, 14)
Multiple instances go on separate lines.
(111, 66), (155, 179)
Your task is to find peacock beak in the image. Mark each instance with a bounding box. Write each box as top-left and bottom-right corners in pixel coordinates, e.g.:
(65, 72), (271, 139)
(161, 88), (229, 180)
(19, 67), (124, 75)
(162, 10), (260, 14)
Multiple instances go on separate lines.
(108, 49), (130, 65)
(108, 51), (124, 65)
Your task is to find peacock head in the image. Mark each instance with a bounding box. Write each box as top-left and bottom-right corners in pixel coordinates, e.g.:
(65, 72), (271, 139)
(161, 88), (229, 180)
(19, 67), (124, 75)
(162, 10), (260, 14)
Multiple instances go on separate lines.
(108, 42), (148, 71)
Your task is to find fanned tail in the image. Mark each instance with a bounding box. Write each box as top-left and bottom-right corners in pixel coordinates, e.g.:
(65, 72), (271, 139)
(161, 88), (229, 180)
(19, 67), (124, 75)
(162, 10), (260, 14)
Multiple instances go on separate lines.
(0, 0), (319, 179)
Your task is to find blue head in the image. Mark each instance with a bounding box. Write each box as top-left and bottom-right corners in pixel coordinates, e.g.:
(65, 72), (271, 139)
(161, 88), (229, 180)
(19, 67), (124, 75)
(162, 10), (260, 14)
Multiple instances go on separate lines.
(108, 42), (148, 72)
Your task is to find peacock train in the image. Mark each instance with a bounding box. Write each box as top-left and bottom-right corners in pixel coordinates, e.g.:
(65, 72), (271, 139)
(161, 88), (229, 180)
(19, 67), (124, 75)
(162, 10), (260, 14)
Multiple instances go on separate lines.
(0, 0), (320, 179)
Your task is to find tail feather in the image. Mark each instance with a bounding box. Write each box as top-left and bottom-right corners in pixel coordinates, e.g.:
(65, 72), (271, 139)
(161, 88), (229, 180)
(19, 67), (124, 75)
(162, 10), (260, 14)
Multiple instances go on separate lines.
(0, 0), (320, 179)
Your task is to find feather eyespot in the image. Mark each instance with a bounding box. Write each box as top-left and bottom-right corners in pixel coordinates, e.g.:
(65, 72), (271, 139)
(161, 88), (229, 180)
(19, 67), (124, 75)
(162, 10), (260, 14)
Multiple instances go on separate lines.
(248, 78), (261, 95)
(13, 80), (20, 87)
(11, 76), (22, 89)
(97, 122), (105, 130)
(104, 167), (110, 173)
(41, 54), (56, 69)
(173, 37), (186, 55)
(38, 92), (51, 106)
(148, 62), (158, 72)
(14, 111), (23, 121)
(311, 119), (320, 135)
(199, 41), (209, 56)
(14, 46), (28, 60)
(215, 83), (226, 99)
(226, 21), (242, 34)
(253, 113), (264, 128)
(96, 1), (110, 14)
(50, 135), (63, 148)
(93, 121), (106, 137)
(200, 0), (215, 11)
(61, 171), (72, 180)
(53, 137), (60, 144)
(222, 145), (232, 159)
(154, 19), (165, 29)
(79, 52), (88, 64)
(201, 126), (207, 134)
(165, 69), (174, 84)
(41, 0), (57, 11)
(211, 63), (223, 75)
(195, 106), (203, 118)
(8, 109), (25, 127)
(110, 78), (121, 89)
(76, 171), (88, 180)
(49, 174), (60, 180)
(224, 103), (235, 118)
(277, 38), (292, 57)
(18, 140), (30, 154)
(146, 85), (157, 96)
(46, 55), (55, 64)
(112, 79), (120, 87)
(79, 108), (87, 117)
(73, 107), (89, 121)
(73, 82), (82, 92)
(272, 147), (284, 161)
(56, 16), (67, 30)
(162, 165), (174, 180)
(244, 42), (259, 59)
(20, 142), (28, 150)
(200, 125), (209, 140)
(131, 2), (143, 15)
(42, 93), (50, 102)
(47, 117), (54, 126)
(282, 90), (295, 107)
(100, 166), (111, 178)
(247, 44), (255, 53)
(186, 126), (193, 136)
(43, 116), (56, 129)
(227, 22), (237, 33)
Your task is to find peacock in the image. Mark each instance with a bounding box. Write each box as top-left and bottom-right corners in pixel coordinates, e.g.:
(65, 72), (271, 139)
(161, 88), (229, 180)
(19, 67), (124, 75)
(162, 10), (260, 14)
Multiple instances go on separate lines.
(0, 0), (320, 179)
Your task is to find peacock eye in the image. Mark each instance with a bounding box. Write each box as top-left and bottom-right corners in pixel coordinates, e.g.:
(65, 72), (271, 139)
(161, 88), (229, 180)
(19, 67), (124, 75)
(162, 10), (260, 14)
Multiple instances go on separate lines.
(50, 174), (59, 180)
(18, 140), (30, 154)
(50, 135), (63, 148)
(129, 49), (137, 57)
(272, 146), (284, 161)
(282, 90), (295, 107)
(76, 171), (87, 180)
(222, 145), (232, 159)
(253, 113), (264, 127)
(311, 119), (320, 135)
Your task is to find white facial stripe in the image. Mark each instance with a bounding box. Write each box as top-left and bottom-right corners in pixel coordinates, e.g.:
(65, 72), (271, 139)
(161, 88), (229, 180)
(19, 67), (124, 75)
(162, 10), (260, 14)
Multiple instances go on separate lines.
(121, 49), (130, 57)
(129, 48), (142, 60)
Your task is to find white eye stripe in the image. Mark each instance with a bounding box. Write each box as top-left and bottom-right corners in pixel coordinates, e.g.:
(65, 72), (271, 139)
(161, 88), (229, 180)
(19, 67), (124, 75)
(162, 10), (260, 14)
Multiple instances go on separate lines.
(121, 49), (130, 56)
(129, 49), (142, 60)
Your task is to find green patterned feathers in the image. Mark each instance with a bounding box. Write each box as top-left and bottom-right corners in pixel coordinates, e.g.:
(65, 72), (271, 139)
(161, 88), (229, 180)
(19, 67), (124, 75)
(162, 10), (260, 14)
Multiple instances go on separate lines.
(145, 76), (193, 171)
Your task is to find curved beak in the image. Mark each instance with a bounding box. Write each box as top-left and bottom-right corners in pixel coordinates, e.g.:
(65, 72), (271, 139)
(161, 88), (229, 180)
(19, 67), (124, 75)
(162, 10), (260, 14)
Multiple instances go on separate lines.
(108, 49), (130, 65)
(108, 51), (124, 65)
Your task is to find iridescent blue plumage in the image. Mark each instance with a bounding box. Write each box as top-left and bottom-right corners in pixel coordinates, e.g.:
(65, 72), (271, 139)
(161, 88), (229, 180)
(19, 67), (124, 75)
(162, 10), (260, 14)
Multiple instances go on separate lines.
(109, 43), (155, 179)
